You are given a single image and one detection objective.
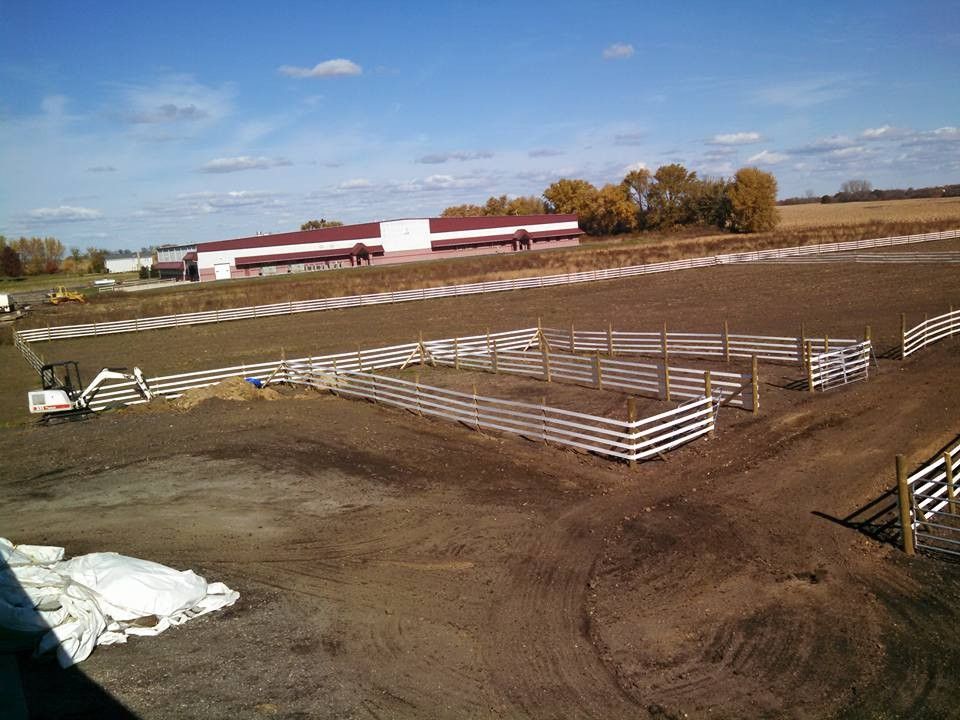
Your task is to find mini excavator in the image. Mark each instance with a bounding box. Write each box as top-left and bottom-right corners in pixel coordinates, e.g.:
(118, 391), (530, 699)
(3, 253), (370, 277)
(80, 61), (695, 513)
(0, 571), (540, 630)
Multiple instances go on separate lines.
(27, 361), (152, 422)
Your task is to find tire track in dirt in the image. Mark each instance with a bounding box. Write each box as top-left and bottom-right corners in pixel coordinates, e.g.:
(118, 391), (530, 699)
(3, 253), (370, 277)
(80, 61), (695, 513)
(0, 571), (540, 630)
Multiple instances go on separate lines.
(481, 496), (642, 719)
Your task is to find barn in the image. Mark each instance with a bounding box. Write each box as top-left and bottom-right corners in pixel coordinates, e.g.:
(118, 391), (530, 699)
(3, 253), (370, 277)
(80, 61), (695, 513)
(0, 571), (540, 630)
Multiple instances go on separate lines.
(190, 214), (583, 282)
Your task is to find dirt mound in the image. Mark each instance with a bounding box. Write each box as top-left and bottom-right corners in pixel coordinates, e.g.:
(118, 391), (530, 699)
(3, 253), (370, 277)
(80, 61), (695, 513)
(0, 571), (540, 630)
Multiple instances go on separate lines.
(175, 377), (282, 409)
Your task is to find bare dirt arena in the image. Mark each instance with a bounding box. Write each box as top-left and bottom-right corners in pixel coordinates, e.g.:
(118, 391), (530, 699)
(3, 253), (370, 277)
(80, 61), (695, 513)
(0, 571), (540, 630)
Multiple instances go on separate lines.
(3, 253), (960, 719)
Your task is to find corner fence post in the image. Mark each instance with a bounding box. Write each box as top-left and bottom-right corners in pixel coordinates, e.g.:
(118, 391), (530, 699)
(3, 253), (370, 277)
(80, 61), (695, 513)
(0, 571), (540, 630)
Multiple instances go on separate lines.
(896, 454), (916, 557)
(751, 355), (759, 413)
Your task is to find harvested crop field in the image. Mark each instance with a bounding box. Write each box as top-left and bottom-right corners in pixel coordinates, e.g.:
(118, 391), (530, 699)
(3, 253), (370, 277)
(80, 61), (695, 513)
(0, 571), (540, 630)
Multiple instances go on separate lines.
(3, 255), (960, 719)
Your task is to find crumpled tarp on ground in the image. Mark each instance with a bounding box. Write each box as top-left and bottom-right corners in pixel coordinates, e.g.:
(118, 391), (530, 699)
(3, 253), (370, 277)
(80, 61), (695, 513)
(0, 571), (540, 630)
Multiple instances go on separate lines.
(0, 538), (239, 666)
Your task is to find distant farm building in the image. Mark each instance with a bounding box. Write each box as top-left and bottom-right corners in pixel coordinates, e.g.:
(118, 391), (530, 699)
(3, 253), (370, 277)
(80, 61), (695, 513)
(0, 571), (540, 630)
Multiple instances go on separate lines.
(181, 215), (582, 282)
(105, 255), (153, 274)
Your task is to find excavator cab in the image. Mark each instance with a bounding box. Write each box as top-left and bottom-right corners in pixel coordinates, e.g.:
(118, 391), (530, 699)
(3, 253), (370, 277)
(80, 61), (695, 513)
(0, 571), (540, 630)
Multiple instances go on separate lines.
(40, 361), (83, 399)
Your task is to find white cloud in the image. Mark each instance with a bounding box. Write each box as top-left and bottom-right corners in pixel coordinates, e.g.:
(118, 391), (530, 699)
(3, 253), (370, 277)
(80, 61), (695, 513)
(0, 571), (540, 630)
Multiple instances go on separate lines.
(199, 156), (293, 173)
(338, 178), (373, 190)
(28, 205), (102, 221)
(862, 125), (902, 140)
(602, 43), (635, 60)
(624, 161), (648, 173)
(829, 146), (868, 158)
(528, 148), (564, 158)
(86, 165), (117, 173)
(709, 131), (762, 145)
(278, 59), (362, 78)
(930, 126), (960, 140)
(119, 75), (234, 136)
(753, 76), (856, 108)
(416, 150), (494, 164)
(746, 150), (789, 165)
(613, 131), (645, 146)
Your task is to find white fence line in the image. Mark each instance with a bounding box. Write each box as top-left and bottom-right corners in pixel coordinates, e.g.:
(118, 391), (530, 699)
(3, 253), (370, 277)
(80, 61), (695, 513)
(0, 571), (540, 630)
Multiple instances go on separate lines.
(282, 367), (715, 462)
(16, 228), (960, 344)
(538, 326), (857, 366)
(907, 438), (960, 557)
(755, 251), (960, 265)
(808, 341), (873, 391)
(902, 308), (960, 358)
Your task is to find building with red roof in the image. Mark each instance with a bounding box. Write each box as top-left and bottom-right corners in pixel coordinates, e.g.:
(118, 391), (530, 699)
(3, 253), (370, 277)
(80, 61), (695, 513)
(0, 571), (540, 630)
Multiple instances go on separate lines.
(190, 215), (582, 282)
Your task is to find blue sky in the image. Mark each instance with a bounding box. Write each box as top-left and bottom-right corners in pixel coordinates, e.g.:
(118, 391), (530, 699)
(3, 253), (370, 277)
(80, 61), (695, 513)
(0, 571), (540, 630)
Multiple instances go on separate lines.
(1, 1), (958, 250)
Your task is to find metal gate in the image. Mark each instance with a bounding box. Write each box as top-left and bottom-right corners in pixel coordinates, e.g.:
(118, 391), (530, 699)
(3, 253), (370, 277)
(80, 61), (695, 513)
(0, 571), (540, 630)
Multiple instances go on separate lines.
(897, 441), (960, 558)
(809, 340), (873, 391)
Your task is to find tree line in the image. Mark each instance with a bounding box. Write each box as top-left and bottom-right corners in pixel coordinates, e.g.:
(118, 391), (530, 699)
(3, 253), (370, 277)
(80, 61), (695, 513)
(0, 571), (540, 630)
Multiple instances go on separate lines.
(0, 236), (113, 278)
(440, 164), (780, 235)
(781, 180), (960, 206)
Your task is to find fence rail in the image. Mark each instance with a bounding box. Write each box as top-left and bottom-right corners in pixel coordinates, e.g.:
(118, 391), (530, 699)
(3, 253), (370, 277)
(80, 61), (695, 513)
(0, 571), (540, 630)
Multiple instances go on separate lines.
(898, 440), (960, 558)
(902, 308), (960, 359)
(16, 228), (960, 345)
(755, 251), (960, 265)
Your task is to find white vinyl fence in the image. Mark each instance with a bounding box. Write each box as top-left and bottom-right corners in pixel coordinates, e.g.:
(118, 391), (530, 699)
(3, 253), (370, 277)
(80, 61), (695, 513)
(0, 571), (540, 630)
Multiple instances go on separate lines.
(15, 228), (960, 345)
(902, 308), (960, 359)
(282, 368), (715, 463)
(755, 251), (960, 265)
(808, 341), (873, 391)
(539, 325), (857, 366)
(904, 439), (960, 558)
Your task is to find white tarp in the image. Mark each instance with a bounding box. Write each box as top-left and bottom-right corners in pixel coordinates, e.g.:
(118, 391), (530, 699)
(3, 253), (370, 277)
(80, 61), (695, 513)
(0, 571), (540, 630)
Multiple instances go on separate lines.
(0, 538), (238, 667)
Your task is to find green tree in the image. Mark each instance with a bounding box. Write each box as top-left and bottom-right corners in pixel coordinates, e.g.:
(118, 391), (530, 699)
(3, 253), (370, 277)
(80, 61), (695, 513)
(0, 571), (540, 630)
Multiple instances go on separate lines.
(727, 167), (780, 233)
(301, 219), (344, 230)
(646, 164), (698, 229)
(0, 245), (23, 277)
(504, 195), (547, 215)
(87, 247), (107, 273)
(689, 177), (732, 229)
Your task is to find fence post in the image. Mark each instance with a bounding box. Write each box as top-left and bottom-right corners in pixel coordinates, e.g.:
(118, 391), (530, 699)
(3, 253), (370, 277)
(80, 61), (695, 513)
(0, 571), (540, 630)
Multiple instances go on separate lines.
(415, 373), (422, 416)
(946, 452), (957, 517)
(705, 371), (714, 437)
(607, 322), (614, 357)
(661, 321), (669, 364)
(824, 334), (830, 353)
(454, 337), (460, 370)
(900, 313), (907, 360)
(542, 341), (552, 383)
(357, 346), (364, 371)
(473, 384), (480, 431)
(492, 339), (499, 374)
(723, 320), (730, 363)
(537, 316), (543, 346)
(627, 397), (637, 467)
(864, 325), (871, 342)
(896, 454), (916, 556)
(593, 351), (603, 390)
(541, 397), (547, 443)
(569, 322), (575, 353)
(806, 341), (816, 392)
(751, 355), (759, 413)
(418, 330), (426, 367)
(135, 317), (140, 332)
(798, 322), (806, 367)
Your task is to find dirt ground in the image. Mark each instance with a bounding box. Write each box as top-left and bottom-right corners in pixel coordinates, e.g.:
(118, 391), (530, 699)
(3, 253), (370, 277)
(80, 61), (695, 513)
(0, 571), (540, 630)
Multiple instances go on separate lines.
(3, 256), (960, 719)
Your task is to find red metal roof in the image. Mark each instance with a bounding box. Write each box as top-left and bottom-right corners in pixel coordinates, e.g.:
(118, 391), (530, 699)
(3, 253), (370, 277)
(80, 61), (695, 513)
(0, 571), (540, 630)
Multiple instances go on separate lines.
(429, 214), (578, 233)
(198, 222), (382, 253)
(234, 244), (384, 267)
(430, 227), (583, 250)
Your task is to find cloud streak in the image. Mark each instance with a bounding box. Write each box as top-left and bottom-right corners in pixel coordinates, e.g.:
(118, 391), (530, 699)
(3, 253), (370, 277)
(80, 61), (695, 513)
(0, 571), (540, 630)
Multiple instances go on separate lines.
(29, 205), (102, 222)
(199, 156), (293, 173)
(709, 131), (762, 145)
(416, 150), (494, 164)
(278, 59), (362, 78)
(602, 43), (635, 60)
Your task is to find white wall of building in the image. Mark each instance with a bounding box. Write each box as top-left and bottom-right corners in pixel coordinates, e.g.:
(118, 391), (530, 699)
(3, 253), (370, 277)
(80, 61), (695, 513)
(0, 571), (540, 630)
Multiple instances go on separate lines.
(105, 256), (152, 273)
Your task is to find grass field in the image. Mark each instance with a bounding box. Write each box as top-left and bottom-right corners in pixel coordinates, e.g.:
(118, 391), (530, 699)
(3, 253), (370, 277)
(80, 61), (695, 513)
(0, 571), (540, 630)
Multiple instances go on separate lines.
(777, 196), (960, 228)
(0, 271), (139, 294)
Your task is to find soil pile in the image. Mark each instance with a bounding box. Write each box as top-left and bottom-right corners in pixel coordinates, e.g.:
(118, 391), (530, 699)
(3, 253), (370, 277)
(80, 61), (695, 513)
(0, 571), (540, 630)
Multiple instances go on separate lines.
(175, 376), (282, 409)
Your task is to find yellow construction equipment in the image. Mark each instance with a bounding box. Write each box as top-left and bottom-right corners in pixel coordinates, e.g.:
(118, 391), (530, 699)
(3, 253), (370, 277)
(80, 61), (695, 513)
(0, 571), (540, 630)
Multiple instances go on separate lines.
(46, 286), (87, 305)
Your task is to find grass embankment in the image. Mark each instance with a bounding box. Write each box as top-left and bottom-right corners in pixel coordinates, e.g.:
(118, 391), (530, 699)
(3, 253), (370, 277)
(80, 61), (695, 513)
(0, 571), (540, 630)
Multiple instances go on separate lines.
(17, 207), (960, 330)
